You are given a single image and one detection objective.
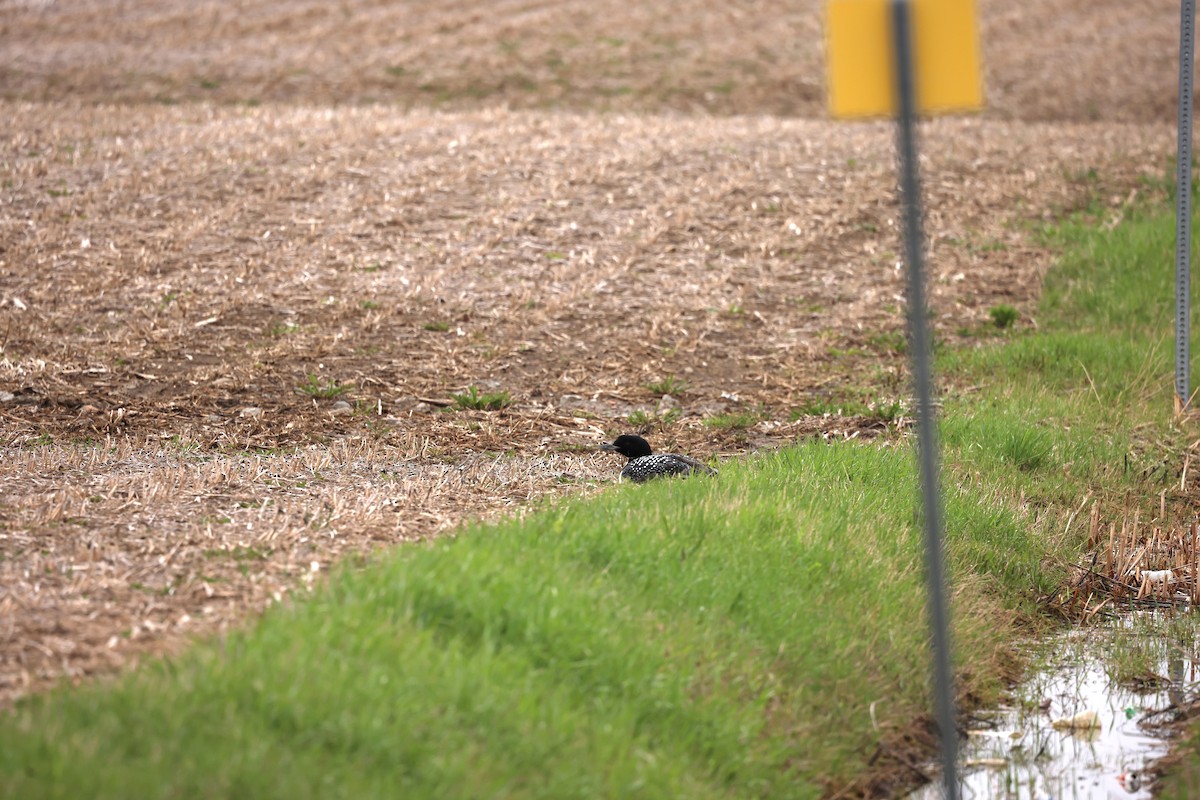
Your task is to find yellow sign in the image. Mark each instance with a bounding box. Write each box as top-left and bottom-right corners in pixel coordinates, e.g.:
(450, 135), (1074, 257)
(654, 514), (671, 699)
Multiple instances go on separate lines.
(826, 0), (984, 118)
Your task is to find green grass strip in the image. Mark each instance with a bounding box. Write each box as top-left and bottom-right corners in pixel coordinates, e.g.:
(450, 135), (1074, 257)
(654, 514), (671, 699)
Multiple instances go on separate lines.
(942, 195), (1189, 515)
(1, 441), (1043, 799)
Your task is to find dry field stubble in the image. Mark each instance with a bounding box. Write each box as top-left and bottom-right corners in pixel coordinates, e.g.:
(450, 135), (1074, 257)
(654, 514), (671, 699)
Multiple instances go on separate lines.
(0, 0), (1186, 706)
(0, 102), (1171, 706)
(0, 0), (1186, 122)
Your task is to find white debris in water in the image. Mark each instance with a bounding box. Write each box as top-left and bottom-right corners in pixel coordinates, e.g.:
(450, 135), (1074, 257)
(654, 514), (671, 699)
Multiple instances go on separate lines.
(1141, 569), (1174, 583)
(906, 625), (1179, 800)
(1050, 709), (1100, 730)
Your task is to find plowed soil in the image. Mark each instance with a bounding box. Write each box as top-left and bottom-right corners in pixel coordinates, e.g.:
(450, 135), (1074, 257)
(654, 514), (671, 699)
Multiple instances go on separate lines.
(0, 1), (1187, 791)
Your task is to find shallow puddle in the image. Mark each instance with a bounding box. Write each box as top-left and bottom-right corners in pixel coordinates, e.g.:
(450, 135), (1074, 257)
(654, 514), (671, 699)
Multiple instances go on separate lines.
(907, 619), (1195, 800)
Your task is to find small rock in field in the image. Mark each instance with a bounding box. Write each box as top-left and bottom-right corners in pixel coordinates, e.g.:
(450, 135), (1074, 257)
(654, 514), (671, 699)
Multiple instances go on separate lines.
(0, 391), (13, 403)
(240, 407), (263, 419)
(657, 394), (681, 414)
(329, 400), (353, 416)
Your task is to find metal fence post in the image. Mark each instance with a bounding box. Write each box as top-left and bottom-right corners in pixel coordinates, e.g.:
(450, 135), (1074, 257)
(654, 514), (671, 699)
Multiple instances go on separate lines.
(1176, 0), (1195, 411)
(891, 1), (960, 797)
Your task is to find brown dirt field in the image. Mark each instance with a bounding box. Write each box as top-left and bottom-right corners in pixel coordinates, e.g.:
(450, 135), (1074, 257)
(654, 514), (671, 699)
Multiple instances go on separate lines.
(0, 0), (1190, 791)
(0, 0), (1190, 121)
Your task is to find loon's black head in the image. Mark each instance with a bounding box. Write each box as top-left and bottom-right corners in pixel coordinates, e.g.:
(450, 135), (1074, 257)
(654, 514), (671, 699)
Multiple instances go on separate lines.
(599, 434), (653, 460)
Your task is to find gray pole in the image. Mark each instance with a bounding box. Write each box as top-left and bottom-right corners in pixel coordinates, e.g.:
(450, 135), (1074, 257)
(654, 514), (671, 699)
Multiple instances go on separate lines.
(891, 1), (959, 797)
(1177, 0), (1195, 410)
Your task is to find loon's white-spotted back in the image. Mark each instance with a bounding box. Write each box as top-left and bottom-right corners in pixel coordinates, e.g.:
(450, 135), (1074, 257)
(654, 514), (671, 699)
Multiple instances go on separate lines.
(598, 434), (717, 483)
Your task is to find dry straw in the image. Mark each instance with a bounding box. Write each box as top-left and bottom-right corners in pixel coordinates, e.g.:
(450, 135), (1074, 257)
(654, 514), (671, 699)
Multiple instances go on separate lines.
(1063, 502), (1200, 618)
(0, 99), (1171, 705)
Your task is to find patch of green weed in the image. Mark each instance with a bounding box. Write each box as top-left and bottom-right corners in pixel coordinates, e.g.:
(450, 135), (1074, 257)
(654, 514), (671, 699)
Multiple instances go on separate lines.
(703, 411), (763, 430)
(297, 373), (352, 399)
(452, 386), (512, 411)
(645, 375), (688, 396)
(989, 304), (1019, 329)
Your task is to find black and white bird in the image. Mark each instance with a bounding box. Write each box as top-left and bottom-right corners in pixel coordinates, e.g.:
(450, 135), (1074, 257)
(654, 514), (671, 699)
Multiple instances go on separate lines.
(599, 434), (717, 483)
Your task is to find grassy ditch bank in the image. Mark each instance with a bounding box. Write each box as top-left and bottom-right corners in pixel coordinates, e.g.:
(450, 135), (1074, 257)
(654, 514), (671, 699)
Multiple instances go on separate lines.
(1, 441), (1050, 799)
(1, 191), (1195, 798)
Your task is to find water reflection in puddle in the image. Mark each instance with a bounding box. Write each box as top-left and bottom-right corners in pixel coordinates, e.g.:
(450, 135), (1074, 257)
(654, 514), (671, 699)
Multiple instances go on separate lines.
(907, 623), (1195, 800)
